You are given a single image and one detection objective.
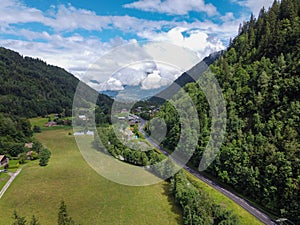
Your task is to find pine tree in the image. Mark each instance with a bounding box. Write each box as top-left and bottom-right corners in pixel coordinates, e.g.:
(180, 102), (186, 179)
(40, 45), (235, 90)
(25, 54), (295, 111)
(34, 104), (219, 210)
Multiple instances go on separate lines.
(12, 211), (27, 225)
(57, 201), (75, 225)
(29, 215), (40, 225)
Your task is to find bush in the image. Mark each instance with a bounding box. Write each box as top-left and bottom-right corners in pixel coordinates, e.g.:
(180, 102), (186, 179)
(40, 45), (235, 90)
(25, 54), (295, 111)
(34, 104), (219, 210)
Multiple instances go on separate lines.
(18, 153), (27, 164)
(33, 125), (41, 133)
(39, 148), (51, 166)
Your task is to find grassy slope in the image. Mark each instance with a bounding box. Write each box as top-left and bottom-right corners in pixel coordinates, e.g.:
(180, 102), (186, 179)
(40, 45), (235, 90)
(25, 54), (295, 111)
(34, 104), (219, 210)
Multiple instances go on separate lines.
(0, 129), (182, 225)
(29, 116), (72, 131)
(186, 172), (263, 225)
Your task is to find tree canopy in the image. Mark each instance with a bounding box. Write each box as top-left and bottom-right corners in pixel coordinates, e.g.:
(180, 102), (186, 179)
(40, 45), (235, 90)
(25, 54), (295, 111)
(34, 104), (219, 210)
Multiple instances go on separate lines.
(156, 0), (300, 223)
(0, 47), (112, 118)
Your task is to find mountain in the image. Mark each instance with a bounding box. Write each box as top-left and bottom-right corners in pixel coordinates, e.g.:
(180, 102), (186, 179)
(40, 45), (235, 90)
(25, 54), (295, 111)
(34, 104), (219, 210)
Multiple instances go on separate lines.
(99, 90), (120, 99)
(101, 84), (170, 102)
(155, 0), (300, 223)
(0, 47), (112, 118)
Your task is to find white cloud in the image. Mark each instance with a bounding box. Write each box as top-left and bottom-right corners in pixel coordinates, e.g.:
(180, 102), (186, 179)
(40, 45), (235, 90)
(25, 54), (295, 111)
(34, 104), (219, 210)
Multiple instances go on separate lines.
(141, 70), (166, 90)
(46, 4), (111, 32)
(0, 34), (111, 78)
(98, 77), (124, 91)
(231, 0), (274, 16)
(0, 0), (254, 93)
(123, 0), (218, 16)
(0, 0), (49, 27)
(89, 59), (184, 91)
(139, 27), (225, 60)
(113, 67), (148, 86)
(0, 1), (170, 35)
(221, 12), (235, 22)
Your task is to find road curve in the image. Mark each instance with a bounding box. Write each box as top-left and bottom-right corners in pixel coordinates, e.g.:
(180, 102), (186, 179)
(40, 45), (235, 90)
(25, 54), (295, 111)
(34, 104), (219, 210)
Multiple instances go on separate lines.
(138, 118), (276, 225)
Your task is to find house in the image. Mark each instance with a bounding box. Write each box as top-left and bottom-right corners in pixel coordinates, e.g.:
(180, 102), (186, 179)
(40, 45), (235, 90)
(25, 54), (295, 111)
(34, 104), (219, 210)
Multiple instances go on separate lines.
(44, 121), (57, 127)
(0, 155), (9, 167)
(26, 151), (33, 160)
(24, 142), (33, 149)
(78, 115), (87, 120)
(121, 109), (128, 113)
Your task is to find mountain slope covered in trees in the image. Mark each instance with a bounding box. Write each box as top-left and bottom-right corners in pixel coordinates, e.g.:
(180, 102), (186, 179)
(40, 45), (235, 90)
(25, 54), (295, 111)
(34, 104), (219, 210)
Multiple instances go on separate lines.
(0, 47), (112, 118)
(156, 0), (300, 223)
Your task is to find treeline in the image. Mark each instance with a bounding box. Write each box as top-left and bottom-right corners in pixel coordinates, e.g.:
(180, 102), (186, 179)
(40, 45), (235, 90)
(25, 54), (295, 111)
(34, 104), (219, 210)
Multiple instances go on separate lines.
(94, 126), (164, 166)
(0, 47), (112, 119)
(170, 171), (240, 225)
(156, 0), (300, 223)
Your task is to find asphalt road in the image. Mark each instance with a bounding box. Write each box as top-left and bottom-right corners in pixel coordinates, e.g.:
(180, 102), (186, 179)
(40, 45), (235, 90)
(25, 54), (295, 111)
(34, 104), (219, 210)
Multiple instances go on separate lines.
(138, 118), (276, 225)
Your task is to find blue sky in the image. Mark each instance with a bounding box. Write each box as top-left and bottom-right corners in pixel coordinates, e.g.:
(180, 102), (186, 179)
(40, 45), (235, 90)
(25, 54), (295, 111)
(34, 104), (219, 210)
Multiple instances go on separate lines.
(0, 0), (273, 91)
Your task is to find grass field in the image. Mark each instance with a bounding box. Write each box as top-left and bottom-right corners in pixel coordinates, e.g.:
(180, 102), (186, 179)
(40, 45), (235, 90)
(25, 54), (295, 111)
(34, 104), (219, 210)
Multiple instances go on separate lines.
(0, 129), (182, 225)
(29, 115), (72, 131)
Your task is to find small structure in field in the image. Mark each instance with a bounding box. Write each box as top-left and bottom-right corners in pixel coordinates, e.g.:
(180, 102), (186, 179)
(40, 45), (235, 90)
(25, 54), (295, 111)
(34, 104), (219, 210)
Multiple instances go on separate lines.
(78, 115), (87, 121)
(0, 155), (9, 167)
(24, 142), (33, 149)
(26, 151), (33, 160)
(73, 130), (94, 136)
(44, 121), (57, 127)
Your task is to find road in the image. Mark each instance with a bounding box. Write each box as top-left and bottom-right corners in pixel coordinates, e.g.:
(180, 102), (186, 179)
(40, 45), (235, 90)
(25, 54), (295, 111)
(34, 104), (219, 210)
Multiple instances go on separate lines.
(0, 168), (22, 199)
(138, 118), (276, 225)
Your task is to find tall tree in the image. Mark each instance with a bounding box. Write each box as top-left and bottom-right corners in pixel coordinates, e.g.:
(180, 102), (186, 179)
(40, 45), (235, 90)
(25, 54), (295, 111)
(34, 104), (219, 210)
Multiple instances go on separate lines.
(57, 201), (75, 225)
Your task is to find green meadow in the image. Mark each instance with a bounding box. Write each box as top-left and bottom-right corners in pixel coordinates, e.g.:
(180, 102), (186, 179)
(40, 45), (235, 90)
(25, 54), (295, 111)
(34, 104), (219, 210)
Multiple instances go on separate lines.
(0, 129), (182, 225)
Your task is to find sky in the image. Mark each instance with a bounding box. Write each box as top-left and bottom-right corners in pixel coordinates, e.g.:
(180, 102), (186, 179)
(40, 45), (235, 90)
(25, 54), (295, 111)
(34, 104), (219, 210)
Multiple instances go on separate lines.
(0, 0), (274, 93)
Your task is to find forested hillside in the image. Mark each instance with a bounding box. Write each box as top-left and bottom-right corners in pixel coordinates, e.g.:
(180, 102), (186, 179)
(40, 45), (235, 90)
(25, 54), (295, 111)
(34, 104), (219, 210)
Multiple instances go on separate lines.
(0, 47), (112, 118)
(0, 113), (33, 156)
(156, 0), (300, 223)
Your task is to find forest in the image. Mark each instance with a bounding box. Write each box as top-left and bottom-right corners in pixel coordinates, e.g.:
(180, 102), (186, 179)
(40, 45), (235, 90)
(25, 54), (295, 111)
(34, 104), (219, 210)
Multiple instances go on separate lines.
(155, 0), (300, 223)
(0, 47), (112, 119)
(0, 113), (32, 157)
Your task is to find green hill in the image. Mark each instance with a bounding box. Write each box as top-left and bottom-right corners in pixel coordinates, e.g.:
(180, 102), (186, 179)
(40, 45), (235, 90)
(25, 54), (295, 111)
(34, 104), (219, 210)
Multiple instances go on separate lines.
(156, 0), (300, 223)
(0, 47), (112, 118)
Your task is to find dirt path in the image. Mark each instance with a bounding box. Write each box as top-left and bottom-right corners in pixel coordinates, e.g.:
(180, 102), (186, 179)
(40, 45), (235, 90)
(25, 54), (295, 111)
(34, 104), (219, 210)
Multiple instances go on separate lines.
(0, 168), (22, 199)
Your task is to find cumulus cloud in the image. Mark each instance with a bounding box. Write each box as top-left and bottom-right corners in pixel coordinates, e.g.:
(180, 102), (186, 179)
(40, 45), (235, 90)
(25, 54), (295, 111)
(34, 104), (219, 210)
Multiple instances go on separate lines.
(113, 67), (148, 86)
(0, 0), (49, 26)
(96, 62), (179, 91)
(139, 27), (225, 60)
(141, 70), (164, 90)
(98, 77), (124, 91)
(123, 0), (218, 16)
(83, 41), (199, 92)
